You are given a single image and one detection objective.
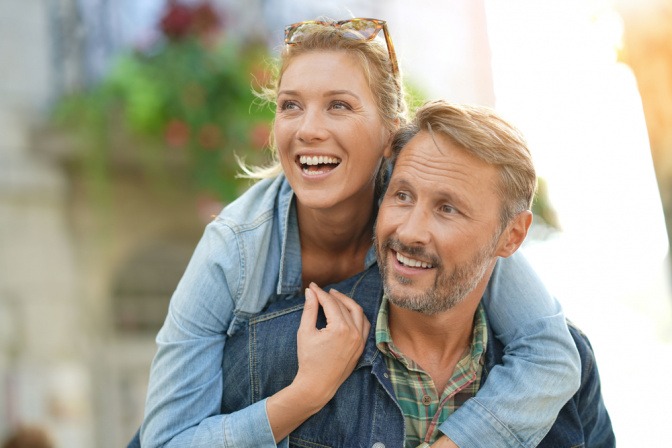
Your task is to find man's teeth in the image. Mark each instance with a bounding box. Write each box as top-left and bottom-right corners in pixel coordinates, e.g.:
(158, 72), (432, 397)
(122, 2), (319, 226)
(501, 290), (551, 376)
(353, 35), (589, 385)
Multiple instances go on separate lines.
(396, 252), (433, 268)
(299, 155), (341, 165)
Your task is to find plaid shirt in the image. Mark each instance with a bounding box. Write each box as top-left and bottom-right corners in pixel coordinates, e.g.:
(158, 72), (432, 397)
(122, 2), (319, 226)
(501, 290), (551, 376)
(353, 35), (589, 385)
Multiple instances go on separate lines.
(376, 295), (487, 448)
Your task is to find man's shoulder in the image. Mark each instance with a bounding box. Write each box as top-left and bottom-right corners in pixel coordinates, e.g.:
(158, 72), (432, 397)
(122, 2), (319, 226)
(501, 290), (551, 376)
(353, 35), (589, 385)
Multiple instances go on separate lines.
(565, 320), (600, 384)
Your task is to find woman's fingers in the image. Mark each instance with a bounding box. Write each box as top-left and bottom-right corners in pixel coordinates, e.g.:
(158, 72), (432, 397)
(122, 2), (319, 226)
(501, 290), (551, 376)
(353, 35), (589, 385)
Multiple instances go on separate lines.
(298, 287), (319, 336)
(328, 288), (370, 340)
(295, 284), (369, 403)
(307, 282), (349, 329)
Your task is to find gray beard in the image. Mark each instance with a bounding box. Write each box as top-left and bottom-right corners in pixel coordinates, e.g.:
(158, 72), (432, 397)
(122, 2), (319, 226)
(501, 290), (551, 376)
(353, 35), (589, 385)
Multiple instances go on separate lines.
(378, 234), (499, 315)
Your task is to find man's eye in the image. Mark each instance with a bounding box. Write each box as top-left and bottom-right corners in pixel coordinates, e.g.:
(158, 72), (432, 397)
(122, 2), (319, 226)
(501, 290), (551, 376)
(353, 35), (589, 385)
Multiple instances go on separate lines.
(441, 204), (457, 214)
(396, 192), (410, 202)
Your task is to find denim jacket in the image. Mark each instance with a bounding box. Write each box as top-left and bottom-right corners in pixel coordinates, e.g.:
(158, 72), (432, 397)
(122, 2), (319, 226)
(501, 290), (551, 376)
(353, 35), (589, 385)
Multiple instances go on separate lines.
(221, 265), (615, 448)
(137, 174), (581, 447)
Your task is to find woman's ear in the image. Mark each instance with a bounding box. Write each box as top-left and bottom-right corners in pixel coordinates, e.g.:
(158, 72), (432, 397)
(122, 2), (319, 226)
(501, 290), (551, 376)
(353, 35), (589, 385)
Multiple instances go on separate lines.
(384, 121), (399, 158)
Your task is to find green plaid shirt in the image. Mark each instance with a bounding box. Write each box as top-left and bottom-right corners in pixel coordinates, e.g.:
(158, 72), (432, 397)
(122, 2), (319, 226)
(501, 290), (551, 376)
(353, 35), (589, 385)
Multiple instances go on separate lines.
(376, 295), (487, 448)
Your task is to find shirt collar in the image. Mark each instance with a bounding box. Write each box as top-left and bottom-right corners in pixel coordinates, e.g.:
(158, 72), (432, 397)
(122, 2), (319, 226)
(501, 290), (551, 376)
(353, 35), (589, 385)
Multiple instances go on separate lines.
(277, 177), (302, 296)
(376, 294), (488, 370)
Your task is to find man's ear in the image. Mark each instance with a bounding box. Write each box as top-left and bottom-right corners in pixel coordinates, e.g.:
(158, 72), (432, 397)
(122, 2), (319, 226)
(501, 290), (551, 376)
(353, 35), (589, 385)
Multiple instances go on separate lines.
(495, 210), (533, 258)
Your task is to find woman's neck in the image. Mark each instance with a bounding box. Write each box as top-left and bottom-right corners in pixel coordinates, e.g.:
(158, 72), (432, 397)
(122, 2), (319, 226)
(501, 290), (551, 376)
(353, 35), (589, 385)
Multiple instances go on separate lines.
(296, 195), (377, 288)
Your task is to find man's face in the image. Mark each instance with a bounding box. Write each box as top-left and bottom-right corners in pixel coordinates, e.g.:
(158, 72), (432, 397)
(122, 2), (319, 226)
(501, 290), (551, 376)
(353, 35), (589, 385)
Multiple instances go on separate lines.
(376, 130), (507, 314)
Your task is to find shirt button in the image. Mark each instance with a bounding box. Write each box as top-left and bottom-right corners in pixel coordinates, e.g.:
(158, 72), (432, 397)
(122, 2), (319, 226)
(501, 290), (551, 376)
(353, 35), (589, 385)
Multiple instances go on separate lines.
(372, 443), (385, 448)
(422, 394), (432, 405)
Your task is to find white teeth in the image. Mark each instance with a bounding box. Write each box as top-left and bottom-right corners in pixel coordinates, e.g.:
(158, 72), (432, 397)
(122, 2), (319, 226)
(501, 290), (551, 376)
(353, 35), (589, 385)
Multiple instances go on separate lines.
(396, 252), (433, 268)
(303, 167), (328, 175)
(299, 155), (341, 166)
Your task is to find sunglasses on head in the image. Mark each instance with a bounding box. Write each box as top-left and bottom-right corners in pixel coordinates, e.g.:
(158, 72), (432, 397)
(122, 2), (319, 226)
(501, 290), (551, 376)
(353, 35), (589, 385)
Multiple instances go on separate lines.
(284, 18), (399, 79)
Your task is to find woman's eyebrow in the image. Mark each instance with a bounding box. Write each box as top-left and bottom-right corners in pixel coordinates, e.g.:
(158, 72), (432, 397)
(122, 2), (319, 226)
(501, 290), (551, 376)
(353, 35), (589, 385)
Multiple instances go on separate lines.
(324, 89), (360, 100)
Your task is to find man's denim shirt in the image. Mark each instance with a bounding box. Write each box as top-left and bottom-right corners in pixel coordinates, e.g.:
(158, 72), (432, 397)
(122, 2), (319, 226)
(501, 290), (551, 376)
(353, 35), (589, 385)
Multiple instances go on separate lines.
(137, 174), (582, 447)
(222, 265), (615, 448)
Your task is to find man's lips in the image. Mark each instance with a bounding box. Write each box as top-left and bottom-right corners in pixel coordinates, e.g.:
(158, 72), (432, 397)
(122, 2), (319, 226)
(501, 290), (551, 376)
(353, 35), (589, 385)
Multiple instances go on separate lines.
(395, 250), (434, 269)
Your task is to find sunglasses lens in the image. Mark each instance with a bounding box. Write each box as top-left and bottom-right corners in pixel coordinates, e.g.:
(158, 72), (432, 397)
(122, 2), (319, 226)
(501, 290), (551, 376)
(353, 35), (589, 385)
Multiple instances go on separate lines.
(286, 23), (312, 44)
(286, 20), (382, 44)
(338, 20), (380, 41)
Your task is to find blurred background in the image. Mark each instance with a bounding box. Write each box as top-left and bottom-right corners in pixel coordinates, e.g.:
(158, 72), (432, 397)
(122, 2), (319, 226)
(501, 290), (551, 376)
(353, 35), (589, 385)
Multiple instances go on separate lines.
(1, 0), (670, 446)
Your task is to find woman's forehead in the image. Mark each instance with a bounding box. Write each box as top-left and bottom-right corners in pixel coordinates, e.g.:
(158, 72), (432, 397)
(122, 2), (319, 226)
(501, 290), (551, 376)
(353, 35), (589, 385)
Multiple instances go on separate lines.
(279, 51), (369, 90)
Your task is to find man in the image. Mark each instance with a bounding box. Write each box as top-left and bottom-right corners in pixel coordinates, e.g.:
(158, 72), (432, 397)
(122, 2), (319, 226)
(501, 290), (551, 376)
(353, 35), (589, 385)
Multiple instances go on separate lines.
(222, 101), (615, 447)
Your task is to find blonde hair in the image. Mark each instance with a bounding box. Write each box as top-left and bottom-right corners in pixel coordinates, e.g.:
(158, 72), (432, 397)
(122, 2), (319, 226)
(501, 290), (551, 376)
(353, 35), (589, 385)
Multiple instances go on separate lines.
(390, 100), (537, 227)
(240, 21), (407, 180)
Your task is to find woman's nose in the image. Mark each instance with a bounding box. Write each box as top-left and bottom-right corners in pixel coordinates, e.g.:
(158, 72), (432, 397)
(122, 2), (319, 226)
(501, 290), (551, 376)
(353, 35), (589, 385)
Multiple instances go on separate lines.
(296, 109), (328, 143)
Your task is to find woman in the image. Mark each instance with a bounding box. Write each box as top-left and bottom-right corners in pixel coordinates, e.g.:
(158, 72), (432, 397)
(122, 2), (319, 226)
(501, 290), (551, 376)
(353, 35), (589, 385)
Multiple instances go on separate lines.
(138, 19), (580, 447)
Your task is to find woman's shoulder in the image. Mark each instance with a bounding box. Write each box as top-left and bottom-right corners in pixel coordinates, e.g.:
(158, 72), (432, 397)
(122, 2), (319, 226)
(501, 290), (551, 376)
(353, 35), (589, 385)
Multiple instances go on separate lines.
(211, 175), (289, 231)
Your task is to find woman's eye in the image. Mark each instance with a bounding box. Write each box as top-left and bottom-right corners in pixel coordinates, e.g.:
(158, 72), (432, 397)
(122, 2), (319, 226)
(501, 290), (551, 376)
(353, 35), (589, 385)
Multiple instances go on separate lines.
(279, 100), (300, 111)
(330, 100), (352, 111)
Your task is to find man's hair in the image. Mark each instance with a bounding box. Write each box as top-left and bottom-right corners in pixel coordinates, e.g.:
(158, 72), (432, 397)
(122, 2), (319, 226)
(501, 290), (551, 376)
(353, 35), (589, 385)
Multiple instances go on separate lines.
(390, 100), (537, 227)
(241, 22), (407, 180)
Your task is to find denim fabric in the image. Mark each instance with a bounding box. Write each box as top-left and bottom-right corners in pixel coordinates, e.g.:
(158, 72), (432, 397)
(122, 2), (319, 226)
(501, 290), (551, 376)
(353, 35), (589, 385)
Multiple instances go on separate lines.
(135, 172), (580, 447)
(221, 264), (614, 448)
(140, 175), (298, 448)
(446, 252), (582, 447)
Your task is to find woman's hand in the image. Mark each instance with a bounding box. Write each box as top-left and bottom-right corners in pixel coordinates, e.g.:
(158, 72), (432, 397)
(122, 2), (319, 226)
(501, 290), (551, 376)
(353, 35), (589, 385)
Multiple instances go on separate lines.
(266, 283), (370, 442)
(294, 282), (371, 404)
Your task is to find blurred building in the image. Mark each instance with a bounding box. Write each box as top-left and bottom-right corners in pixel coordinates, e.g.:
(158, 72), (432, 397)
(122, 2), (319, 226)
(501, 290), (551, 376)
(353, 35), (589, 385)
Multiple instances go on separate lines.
(0, 1), (406, 446)
(0, 0), (189, 446)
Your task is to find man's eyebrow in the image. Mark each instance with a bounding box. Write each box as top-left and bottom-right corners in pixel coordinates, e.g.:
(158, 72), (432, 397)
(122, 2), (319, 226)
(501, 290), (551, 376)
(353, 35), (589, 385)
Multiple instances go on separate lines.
(391, 174), (470, 208)
(388, 176), (413, 190)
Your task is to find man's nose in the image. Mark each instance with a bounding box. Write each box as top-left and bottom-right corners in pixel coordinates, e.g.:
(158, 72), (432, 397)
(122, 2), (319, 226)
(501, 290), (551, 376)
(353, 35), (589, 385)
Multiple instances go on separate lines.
(395, 204), (431, 246)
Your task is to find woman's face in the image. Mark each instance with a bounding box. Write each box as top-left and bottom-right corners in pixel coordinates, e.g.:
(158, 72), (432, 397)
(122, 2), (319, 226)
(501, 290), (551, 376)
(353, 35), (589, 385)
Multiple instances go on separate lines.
(274, 50), (391, 212)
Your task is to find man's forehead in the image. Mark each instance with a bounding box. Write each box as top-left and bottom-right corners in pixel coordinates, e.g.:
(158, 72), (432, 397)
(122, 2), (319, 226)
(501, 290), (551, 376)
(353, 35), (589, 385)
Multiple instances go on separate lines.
(393, 131), (499, 200)
(396, 131), (477, 173)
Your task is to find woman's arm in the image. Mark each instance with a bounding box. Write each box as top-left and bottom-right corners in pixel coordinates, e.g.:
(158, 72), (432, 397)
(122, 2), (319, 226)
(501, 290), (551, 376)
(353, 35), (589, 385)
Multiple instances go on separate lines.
(140, 224), (369, 447)
(438, 250), (581, 448)
(140, 224), (281, 447)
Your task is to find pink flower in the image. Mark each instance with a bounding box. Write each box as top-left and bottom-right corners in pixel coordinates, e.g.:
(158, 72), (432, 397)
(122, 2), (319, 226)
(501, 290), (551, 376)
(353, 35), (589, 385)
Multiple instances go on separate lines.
(165, 119), (190, 148)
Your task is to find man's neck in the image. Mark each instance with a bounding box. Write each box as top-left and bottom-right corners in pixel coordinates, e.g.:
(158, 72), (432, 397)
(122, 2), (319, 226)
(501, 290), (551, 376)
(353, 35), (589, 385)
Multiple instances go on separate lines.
(386, 272), (492, 393)
(388, 301), (478, 392)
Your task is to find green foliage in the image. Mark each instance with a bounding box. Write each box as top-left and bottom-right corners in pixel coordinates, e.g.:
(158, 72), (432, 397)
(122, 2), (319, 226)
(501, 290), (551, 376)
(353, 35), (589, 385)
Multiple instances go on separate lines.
(53, 34), (274, 203)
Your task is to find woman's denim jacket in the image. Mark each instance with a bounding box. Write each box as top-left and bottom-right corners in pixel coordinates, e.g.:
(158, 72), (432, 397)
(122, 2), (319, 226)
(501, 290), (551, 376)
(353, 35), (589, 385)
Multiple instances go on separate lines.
(137, 174), (581, 447)
(222, 265), (615, 448)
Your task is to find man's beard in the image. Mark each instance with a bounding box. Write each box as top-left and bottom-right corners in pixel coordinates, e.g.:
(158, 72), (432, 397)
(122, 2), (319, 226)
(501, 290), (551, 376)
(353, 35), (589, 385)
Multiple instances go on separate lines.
(376, 234), (499, 315)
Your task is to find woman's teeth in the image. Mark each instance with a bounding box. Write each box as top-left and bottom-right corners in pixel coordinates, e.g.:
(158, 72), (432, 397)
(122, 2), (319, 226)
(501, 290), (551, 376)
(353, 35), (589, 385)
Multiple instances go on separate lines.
(396, 252), (433, 268)
(299, 155), (341, 175)
(300, 155), (341, 165)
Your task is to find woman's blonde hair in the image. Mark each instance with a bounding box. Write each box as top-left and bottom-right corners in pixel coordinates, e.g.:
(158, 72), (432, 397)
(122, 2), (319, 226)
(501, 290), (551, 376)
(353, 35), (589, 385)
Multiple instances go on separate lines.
(239, 21), (407, 180)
